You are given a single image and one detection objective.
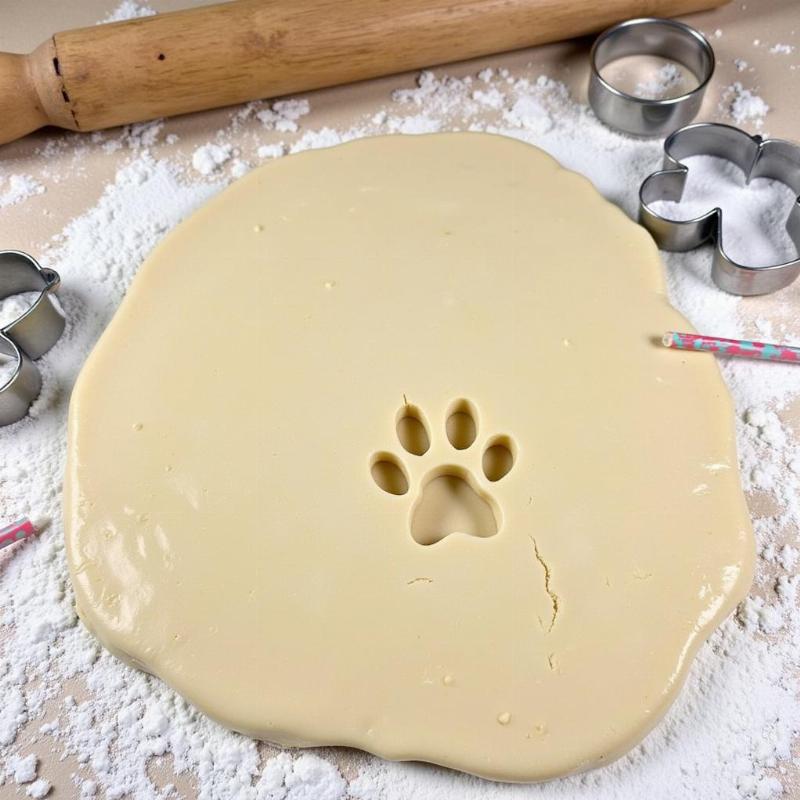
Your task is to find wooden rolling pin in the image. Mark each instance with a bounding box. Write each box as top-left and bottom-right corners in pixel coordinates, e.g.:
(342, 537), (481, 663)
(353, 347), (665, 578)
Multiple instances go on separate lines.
(2, 0), (727, 146)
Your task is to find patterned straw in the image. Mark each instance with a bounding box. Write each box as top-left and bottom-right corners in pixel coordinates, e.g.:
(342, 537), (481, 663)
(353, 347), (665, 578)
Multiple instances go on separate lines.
(0, 518), (38, 552)
(663, 332), (800, 364)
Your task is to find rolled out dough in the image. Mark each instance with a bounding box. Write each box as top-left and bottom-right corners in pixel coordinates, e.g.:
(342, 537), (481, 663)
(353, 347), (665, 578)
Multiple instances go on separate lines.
(65, 133), (754, 782)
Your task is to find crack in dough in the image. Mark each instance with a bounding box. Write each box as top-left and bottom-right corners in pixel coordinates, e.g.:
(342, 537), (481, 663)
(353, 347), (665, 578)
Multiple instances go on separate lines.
(531, 536), (560, 633)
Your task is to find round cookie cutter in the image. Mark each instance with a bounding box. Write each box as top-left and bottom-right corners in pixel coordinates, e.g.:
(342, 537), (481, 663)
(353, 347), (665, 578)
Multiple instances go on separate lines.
(588, 18), (715, 137)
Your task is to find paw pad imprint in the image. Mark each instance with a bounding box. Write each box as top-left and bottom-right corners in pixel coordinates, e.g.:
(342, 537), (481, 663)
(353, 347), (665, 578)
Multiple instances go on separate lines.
(371, 400), (516, 545)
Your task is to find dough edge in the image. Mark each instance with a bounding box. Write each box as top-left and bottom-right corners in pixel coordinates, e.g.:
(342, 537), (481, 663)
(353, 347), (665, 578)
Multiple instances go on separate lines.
(64, 133), (755, 783)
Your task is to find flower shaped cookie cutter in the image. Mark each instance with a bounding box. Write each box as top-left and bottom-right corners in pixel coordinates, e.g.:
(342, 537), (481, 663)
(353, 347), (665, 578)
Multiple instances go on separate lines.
(639, 122), (800, 296)
(0, 251), (64, 426)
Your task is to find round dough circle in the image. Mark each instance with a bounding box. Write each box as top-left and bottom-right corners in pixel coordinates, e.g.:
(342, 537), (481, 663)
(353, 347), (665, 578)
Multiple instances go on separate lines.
(65, 133), (753, 782)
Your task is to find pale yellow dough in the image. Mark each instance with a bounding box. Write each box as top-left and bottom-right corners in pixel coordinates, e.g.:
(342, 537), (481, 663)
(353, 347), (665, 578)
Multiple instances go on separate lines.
(65, 133), (754, 782)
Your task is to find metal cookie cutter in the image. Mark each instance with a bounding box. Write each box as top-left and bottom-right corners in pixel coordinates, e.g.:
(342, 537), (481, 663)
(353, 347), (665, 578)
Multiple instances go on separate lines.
(639, 123), (800, 296)
(0, 251), (64, 426)
(589, 18), (715, 137)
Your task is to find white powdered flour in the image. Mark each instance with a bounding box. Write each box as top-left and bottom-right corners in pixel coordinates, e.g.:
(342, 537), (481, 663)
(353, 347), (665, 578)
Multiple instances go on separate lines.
(721, 81), (771, 127)
(97, 0), (155, 24)
(0, 175), (45, 208)
(1, 49), (798, 800)
(191, 143), (233, 176)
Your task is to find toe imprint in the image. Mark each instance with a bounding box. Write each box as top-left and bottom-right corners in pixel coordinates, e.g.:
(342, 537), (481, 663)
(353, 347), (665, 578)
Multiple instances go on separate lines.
(370, 399), (517, 545)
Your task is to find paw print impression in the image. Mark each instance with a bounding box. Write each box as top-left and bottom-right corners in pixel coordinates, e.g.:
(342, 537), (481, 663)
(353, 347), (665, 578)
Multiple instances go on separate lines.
(370, 399), (516, 545)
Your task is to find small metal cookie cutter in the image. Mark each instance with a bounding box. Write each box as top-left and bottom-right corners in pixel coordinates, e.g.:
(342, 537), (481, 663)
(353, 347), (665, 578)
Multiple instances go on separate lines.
(0, 251), (64, 426)
(589, 18), (715, 137)
(639, 123), (800, 296)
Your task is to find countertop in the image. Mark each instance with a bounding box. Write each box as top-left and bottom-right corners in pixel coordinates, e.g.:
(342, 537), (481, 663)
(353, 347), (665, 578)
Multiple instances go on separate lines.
(0, 1), (798, 797)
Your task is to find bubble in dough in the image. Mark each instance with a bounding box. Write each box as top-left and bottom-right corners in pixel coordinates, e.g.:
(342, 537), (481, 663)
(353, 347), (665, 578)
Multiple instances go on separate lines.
(65, 133), (754, 782)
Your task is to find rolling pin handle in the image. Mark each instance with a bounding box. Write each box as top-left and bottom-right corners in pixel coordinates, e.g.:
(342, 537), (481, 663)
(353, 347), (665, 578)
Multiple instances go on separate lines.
(0, 41), (79, 146)
(0, 53), (48, 145)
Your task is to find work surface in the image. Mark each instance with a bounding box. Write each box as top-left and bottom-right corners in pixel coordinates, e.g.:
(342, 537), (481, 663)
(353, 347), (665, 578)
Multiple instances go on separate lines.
(1, 1), (799, 798)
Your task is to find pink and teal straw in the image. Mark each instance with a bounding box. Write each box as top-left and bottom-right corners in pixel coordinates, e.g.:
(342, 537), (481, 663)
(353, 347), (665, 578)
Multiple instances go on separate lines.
(0, 518), (38, 551)
(663, 331), (800, 364)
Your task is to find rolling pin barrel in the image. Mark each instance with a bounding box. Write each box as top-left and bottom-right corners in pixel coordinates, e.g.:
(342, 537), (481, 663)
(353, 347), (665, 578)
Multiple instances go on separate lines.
(3, 0), (728, 145)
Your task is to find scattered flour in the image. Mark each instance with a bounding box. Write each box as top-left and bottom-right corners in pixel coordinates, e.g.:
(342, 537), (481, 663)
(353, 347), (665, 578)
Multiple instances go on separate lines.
(633, 63), (685, 99)
(392, 69), (478, 118)
(256, 99), (311, 133)
(9, 752), (37, 783)
(26, 778), (51, 798)
(472, 86), (505, 109)
(257, 143), (285, 160)
(780, 545), (798, 570)
(0, 175), (45, 208)
(192, 143), (233, 176)
(721, 82), (770, 127)
(386, 113), (441, 134)
(769, 43), (795, 55)
(229, 159), (250, 179)
(503, 95), (553, 133)
(1, 38), (799, 800)
(97, 0), (155, 24)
